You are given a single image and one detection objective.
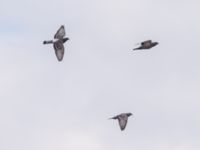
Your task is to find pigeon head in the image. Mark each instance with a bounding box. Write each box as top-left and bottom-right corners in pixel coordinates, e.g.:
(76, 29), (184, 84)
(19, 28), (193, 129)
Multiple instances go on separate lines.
(126, 113), (133, 117)
(63, 37), (70, 43)
(152, 42), (158, 46)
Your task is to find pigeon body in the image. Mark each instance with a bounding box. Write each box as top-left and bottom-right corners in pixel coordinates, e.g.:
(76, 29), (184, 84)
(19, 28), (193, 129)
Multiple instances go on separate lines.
(110, 113), (132, 131)
(43, 25), (69, 61)
(133, 40), (158, 50)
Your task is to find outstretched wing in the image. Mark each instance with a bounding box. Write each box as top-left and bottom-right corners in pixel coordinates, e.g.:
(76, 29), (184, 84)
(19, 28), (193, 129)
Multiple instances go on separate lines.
(54, 25), (65, 40)
(53, 40), (65, 61)
(141, 40), (152, 46)
(118, 115), (128, 131)
(110, 115), (118, 120)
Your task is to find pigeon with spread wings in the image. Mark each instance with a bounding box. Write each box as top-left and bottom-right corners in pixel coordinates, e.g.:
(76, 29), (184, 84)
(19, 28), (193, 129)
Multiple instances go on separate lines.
(133, 40), (158, 50)
(43, 25), (69, 61)
(110, 113), (132, 131)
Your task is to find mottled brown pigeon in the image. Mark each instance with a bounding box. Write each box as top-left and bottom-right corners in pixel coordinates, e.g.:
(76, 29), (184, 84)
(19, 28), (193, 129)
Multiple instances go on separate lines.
(43, 25), (69, 61)
(110, 113), (132, 131)
(133, 40), (158, 50)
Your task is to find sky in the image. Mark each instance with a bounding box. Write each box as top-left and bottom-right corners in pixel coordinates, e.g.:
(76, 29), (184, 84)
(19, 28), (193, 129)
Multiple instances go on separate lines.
(1, 0), (200, 150)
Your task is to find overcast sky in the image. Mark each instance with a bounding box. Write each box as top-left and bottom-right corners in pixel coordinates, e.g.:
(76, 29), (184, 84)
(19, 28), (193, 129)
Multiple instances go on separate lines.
(1, 0), (200, 150)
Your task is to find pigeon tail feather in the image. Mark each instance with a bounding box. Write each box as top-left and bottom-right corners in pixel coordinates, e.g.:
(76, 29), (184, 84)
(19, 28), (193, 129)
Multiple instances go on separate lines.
(43, 40), (53, 44)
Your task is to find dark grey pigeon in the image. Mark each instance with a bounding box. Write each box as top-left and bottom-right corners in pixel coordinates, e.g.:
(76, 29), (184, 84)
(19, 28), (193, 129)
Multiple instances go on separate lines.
(110, 113), (132, 131)
(43, 25), (69, 61)
(133, 40), (158, 50)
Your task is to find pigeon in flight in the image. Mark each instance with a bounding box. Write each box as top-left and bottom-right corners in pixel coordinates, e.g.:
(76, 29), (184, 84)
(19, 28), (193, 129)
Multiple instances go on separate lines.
(110, 113), (133, 131)
(133, 40), (158, 50)
(43, 25), (69, 61)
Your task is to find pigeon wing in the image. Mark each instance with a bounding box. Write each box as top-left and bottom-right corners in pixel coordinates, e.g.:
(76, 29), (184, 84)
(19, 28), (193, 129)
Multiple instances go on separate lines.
(54, 25), (65, 40)
(53, 40), (65, 61)
(141, 40), (152, 46)
(118, 115), (128, 131)
(110, 115), (118, 119)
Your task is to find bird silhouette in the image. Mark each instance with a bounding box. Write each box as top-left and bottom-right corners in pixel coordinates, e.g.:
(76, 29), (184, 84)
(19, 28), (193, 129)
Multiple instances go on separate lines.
(43, 25), (69, 61)
(133, 40), (158, 50)
(110, 113), (133, 131)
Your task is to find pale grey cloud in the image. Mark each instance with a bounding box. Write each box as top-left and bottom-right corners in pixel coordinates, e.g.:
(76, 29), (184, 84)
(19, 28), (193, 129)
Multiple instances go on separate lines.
(0, 0), (200, 150)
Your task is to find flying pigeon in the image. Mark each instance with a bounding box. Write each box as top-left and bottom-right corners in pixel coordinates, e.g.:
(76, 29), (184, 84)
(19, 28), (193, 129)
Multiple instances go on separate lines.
(110, 113), (133, 131)
(133, 40), (158, 50)
(43, 25), (69, 61)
